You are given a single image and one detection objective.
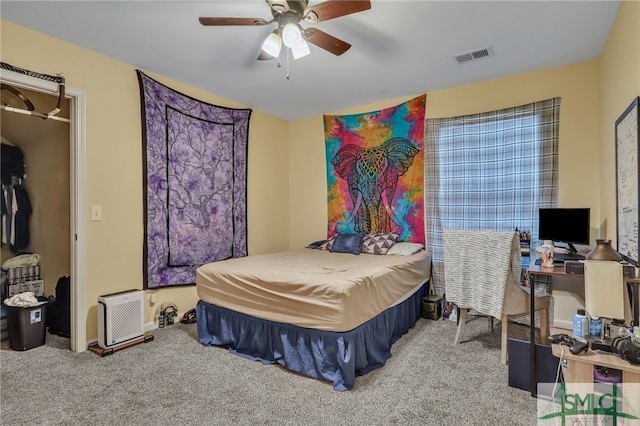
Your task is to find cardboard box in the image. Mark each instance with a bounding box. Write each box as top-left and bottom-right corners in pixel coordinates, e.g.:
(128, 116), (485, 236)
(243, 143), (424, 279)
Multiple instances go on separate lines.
(8, 283), (27, 297)
(8, 280), (44, 297)
(25, 280), (44, 296)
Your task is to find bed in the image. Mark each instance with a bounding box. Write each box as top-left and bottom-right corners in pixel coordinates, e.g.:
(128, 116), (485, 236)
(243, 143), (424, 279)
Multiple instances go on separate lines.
(195, 247), (431, 390)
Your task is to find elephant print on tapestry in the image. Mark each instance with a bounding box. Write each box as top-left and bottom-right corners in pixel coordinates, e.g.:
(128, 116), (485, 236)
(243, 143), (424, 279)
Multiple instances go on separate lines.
(324, 95), (426, 243)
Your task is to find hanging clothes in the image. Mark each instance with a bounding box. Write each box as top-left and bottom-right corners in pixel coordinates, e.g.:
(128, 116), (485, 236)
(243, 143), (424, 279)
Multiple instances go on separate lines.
(0, 143), (31, 254)
(1, 143), (25, 184)
(11, 185), (32, 253)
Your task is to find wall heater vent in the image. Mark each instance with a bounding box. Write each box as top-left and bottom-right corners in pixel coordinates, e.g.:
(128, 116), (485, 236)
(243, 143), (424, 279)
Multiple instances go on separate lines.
(97, 290), (144, 349)
(454, 46), (494, 64)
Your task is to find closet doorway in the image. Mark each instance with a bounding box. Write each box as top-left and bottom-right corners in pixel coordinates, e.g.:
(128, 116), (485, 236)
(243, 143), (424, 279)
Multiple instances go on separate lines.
(1, 69), (86, 352)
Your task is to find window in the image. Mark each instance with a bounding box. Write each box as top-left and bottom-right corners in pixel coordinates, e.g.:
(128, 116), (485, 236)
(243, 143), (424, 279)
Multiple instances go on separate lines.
(425, 98), (560, 294)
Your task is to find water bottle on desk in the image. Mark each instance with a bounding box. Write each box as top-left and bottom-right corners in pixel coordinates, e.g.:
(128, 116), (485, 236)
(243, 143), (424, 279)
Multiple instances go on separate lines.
(589, 316), (602, 338)
(573, 309), (589, 338)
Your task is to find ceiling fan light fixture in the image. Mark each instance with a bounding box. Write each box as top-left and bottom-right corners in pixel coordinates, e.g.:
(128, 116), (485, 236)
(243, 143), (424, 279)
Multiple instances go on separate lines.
(291, 39), (310, 59)
(199, 0), (371, 64)
(261, 31), (282, 58)
(281, 22), (303, 48)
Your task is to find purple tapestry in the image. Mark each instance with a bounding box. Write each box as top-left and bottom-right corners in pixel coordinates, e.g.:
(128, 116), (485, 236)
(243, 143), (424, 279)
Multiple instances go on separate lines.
(137, 71), (251, 289)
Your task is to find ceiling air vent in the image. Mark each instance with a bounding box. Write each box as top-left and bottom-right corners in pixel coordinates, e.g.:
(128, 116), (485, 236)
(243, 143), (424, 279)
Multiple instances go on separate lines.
(454, 47), (494, 64)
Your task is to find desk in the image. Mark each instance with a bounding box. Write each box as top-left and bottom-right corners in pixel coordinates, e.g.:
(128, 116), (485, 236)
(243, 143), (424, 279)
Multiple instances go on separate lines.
(527, 252), (583, 278)
(526, 254), (640, 399)
(526, 251), (583, 397)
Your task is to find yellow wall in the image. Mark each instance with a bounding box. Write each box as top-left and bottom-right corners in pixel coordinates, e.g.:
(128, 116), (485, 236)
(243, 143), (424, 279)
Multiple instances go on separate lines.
(287, 2), (639, 250)
(287, 2), (639, 327)
(599, 0), (640, 241)
(1, 20), (290, 340)
(1, 0), (638, 342)
(289, 61), (602, 249)
(287, 60), (603, 329)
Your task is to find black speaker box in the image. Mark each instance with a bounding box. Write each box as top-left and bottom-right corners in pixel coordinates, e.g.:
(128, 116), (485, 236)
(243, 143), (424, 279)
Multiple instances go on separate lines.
(622, 263), (636, 278)
(563, 261), (636, 277)
(564, 261), (584, 275)
(507, 338), (560, 397)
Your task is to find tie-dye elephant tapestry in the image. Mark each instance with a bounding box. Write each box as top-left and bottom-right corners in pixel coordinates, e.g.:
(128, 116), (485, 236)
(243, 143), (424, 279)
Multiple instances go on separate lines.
(324, 95), (426, 243)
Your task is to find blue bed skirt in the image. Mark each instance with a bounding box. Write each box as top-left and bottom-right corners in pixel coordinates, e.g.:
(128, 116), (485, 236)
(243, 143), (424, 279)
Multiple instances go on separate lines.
(196, 281), (428, 391)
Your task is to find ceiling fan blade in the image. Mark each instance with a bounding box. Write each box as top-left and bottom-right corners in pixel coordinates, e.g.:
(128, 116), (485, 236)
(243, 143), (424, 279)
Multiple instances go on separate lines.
(304, 27), (351, 56)
(305, 0), (371, 22)
(199, 17), (268, 26)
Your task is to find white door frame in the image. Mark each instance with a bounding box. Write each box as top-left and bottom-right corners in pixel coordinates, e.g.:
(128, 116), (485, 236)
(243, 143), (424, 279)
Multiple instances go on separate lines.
(1, 69), (87, 352)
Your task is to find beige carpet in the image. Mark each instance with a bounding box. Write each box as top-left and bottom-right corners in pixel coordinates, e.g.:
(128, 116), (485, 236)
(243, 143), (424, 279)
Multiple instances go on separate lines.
(1, 315), (541, 425)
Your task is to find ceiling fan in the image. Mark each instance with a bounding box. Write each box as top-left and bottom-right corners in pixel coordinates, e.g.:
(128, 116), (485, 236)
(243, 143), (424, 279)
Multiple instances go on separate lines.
(199, 0), (371, 61)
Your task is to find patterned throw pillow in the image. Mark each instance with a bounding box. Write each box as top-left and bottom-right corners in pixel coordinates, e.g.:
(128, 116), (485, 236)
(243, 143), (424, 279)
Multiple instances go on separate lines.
(306, 240), (327, 249)
(361, 233), (400, 255)
(386, 242), (425, 256)
(319, 236), (336, 251)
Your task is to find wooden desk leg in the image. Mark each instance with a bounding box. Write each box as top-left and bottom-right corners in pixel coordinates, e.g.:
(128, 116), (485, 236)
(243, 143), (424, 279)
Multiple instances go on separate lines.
(554, 362), (591, 425)
(563, 358), (593, 380)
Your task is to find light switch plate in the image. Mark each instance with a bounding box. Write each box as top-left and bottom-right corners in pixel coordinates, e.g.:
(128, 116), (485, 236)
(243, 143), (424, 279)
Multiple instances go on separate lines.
(91, 205), (103, 221)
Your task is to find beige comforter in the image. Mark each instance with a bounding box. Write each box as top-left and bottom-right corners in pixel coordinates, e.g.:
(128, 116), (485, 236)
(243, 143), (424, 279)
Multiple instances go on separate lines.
(196, 248), (431, 332)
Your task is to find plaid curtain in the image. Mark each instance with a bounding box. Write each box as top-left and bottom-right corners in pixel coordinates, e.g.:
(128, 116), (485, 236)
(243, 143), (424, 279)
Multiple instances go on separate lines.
(425, 98), (560, 294)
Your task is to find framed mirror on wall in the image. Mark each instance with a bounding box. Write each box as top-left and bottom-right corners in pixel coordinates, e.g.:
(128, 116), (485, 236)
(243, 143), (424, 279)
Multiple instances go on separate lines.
(616, 96), (639, 267)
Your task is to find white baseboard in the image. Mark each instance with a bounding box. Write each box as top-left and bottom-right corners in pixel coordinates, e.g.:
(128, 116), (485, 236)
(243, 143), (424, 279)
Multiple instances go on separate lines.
(145, 310), (184, 332)
(85, 338), (97, 350)
(553, 319), (572, 330)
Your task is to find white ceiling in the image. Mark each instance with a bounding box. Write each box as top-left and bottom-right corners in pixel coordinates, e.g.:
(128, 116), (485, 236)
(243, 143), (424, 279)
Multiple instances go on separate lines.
(1, 1), (620, 121)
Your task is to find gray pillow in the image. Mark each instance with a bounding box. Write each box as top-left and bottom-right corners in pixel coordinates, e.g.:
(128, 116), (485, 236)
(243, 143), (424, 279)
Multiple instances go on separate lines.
(306, 240), (328, 249)
(330, 233), (365, 255)
(386, 242), (425, 256)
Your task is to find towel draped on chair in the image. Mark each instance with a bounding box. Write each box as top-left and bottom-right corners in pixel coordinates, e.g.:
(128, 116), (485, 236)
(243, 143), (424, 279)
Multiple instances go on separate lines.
(443, 229), (521, 320)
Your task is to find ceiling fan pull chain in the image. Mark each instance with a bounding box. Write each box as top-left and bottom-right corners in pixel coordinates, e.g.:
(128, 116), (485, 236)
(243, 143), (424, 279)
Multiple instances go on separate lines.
(286, 48), (291, 80)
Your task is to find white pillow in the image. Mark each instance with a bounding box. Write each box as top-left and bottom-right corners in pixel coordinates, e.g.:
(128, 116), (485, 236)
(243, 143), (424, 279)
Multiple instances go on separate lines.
(386, 242), (425, 256)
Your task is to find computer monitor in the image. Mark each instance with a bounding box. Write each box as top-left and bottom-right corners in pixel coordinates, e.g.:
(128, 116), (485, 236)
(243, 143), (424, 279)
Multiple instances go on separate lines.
(538, 208), (590, 254)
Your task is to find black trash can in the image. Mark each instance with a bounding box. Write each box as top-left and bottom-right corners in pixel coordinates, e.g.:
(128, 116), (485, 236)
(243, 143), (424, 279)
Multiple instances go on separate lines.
(5, 302), (47, 351)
